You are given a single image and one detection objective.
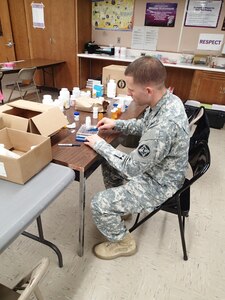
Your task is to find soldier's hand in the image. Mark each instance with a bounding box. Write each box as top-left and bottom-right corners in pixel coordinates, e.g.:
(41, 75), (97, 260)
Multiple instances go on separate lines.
(97, 117), (115, 131)
(84, 134), (103, 149)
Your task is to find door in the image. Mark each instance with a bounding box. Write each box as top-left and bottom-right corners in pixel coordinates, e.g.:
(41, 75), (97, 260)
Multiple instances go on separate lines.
(24, 0), (76, 89)
(0, 0), (16, 62)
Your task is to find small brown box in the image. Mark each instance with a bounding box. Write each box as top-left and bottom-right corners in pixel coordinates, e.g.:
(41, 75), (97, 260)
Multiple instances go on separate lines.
(0, 128), (52, 184)
(102, 65), (127, 96)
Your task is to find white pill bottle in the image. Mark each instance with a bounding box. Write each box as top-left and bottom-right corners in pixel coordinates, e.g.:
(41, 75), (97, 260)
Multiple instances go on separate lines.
(107, 79), (116, 98)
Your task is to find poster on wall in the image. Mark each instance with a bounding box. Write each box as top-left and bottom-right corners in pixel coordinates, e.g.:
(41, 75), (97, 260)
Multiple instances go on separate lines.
(184, 0), (222, 28)
(144, 3), (178, 27)
(92, 0), (134, 31)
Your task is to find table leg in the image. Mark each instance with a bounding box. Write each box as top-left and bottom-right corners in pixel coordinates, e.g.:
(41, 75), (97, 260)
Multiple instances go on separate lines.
(22, 216), (63, 267)
(78, 171), (86, 257)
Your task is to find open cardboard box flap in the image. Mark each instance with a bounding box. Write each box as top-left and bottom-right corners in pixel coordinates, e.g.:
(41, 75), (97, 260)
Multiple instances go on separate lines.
(31, 106), (67, 136)
(9, 99), (54, 112)
(0, 104), (12, 113)
(0, 100), (67, 136)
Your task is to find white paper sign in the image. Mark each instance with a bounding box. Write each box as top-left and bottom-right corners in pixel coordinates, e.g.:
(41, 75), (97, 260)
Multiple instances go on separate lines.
(31, 2), (45, 29)
(198, 34), (224, 50)
(131, 26), (158, 50)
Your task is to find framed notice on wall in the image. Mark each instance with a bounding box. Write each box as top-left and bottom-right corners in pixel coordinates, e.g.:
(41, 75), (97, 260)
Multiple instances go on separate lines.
(184, 0), (222, 28)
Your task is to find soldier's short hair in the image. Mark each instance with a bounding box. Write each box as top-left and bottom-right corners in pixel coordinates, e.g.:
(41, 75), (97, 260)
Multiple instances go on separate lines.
(125, 56), (167, 89)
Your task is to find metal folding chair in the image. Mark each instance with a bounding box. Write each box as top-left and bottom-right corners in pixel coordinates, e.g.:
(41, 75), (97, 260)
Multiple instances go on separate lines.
(0, 257), (49, 300)
(129, 141), (211, 261)
(7, 67), (40, 102)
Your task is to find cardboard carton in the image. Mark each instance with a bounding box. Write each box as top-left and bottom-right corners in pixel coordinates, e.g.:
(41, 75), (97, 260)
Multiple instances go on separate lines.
(0, 128), (52, 184)
(0, 116), (4, 130)
(102, 65), (128, 96)
(0, 100), (67, 136)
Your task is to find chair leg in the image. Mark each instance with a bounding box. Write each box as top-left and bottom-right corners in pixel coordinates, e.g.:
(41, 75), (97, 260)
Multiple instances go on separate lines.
(23, 91), (28, 98)
(177, 212), (188, 261)
(36, 89), (41, 102)
(17, 82), (24, 99)
(8, 87), (15, 102)
(183, 215), (185, 231)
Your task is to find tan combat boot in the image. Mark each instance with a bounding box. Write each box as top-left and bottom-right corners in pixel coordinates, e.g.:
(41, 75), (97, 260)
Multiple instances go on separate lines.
(93, 232), (137, 260)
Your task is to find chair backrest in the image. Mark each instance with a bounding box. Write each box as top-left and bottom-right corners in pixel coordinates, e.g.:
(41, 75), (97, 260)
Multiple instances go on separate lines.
(14, 257), (49, 300)
(164, 140), (210, 213)
(189, 106), (204, 131)
(17, 67), (37, 82)
(188, 140), (211, 181)
(189, 107), (210, 152)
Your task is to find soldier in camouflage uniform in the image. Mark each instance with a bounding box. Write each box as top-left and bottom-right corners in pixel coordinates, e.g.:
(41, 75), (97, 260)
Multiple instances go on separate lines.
(85, 56), (190, 260)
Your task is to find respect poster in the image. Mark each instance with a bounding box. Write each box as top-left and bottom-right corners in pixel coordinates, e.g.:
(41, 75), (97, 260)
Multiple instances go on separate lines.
(92, 0), (134, 31)
(145, 3), (177, 27)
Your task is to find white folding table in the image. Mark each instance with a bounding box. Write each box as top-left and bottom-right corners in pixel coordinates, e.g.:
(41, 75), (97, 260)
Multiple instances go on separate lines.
(0, 163), (75, 267)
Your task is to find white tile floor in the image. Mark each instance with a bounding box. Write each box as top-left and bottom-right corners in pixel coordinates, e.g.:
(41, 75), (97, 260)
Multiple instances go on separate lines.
(0, 83), (225, 299)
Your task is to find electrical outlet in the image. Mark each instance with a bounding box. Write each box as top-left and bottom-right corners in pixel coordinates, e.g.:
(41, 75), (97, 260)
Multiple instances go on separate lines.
(117, 37), (121, 44)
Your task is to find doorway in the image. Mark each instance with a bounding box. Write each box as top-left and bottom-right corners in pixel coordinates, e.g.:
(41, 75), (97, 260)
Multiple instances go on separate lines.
(0, 0), (16, 63)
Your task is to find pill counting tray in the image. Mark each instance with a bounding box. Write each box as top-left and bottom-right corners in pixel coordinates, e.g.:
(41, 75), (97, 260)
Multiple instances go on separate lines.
(76, 124), (99, 142)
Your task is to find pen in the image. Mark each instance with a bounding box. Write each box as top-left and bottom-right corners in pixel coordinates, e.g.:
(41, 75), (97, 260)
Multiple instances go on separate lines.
(58, 143), (81, 147)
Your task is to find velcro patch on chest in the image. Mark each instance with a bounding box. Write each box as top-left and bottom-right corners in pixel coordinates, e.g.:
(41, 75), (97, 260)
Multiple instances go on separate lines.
(138, 144), (151, 157)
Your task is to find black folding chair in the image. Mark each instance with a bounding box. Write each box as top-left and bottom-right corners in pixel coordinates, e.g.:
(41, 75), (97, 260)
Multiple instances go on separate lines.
(129, 140), (211, 260)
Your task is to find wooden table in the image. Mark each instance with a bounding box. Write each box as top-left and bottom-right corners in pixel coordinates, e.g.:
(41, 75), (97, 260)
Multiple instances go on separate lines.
(51, 100), (147, 256)
(0, 58), (65, 91)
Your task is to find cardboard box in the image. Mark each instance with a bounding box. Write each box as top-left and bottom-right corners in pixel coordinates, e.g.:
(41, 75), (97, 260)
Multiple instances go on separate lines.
(0, 128), (52, 184)
(102, 65), (127, 96)
(0, 116), (4, 130)
(0, 100), (67, 136)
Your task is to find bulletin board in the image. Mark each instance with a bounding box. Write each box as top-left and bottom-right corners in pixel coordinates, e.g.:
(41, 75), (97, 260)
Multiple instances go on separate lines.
(92, 0), (135, 31)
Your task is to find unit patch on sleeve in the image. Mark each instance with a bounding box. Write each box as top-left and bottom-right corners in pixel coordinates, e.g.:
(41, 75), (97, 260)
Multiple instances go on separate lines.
(138, 144), (150, 157)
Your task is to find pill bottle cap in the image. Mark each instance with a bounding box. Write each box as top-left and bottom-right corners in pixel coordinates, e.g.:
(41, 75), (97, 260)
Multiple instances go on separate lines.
(74, 111), (80, 116)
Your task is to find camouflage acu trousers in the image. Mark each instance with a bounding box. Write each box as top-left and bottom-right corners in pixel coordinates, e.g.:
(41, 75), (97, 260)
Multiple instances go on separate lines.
(91, 160), (167, 242)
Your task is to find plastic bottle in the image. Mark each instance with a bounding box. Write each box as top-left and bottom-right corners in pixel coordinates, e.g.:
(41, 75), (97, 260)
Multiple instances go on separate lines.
(72, 87), (80, 98)
(98, 112), (104, 120)
(120, 98), (126, 112)
(42, 94), (53, 105)
(59, 88), (70, 109)
(117, 104), (122, 117)
(70, 94), (76, 107)
(107, 79), (116, 98)
(93, 106), (98, 119)
(74, 111), (80, 121)
(85, 116), (91, 129)
(111, 108), (118, 119)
